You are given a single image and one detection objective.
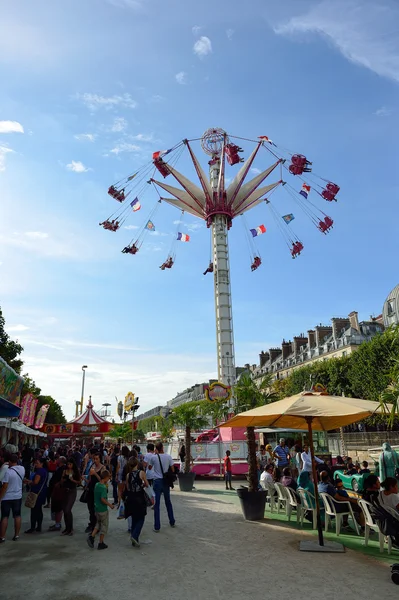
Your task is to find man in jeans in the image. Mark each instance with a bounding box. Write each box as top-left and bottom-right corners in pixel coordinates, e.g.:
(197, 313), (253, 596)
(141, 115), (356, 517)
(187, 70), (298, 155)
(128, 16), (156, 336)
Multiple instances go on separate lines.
(148, 442), (175, 532)
(0, 454), (25, 542)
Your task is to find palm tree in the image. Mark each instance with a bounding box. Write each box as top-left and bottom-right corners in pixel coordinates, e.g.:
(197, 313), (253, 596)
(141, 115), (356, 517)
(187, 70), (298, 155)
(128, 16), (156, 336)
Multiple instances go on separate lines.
(234, 372), (277, 492)
(170, 401), (209, 474)
(380, 373), (399, 427)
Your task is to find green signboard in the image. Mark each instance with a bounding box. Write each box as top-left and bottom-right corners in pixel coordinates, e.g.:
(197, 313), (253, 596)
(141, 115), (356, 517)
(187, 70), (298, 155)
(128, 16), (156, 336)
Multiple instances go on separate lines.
(0, 356), (24, 405)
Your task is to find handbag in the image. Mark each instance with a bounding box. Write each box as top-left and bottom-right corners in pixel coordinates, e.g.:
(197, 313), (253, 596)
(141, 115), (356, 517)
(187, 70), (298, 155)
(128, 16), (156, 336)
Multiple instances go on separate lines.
(25, 475), (46, 509)
(79, 487), (89, 503)
(157, 454), (177, 489)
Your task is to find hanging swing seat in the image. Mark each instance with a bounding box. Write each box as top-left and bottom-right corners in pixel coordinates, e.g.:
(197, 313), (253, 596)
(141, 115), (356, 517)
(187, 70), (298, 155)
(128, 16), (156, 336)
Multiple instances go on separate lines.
(122, 243), (139, 254)
(203, 261), (214, 275)
(160, 257), (174, 270)
(251, 256), (262, 271)
(291, 241), (304, 258)
(100, 219), (120, 231)
(225, 143), (244, 166)
(289, 154), (312, 175)
(321, 182), (340, 202)
(108, 186), (125, 202)
(154, 158), (170, 178)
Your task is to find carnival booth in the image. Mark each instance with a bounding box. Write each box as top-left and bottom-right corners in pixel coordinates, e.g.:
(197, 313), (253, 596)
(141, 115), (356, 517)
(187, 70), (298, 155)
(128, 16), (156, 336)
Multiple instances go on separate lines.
(42, 397), (113, 441)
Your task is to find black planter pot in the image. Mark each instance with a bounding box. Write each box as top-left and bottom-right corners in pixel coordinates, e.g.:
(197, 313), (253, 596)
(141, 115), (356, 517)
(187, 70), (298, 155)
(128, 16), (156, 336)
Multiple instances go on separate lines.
(178, 472), (196, 492)
(236, 487), (267, 521)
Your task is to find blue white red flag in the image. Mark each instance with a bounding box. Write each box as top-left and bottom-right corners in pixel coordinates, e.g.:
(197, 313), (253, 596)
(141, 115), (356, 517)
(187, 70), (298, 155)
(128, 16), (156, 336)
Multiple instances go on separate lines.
(250, 224), (266, 237)
(130, 197), (141, 212)
(282, 214), (295, 224)
(299, 183), (311, 199)
(145, 220), (155, 231)
(177, 232), (190, 242)
(258, 135), (276, 147)
(153, 148), (173, 160)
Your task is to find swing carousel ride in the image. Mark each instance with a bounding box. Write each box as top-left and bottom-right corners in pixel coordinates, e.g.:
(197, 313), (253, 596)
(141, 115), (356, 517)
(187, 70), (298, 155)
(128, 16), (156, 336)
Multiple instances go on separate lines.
(101, 128), (340, 387)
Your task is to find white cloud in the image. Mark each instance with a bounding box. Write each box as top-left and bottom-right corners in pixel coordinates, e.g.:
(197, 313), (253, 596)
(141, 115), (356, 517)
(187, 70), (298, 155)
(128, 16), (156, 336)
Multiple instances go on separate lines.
(175, 71), (187, 85)
(173, 219), (182, 225)
(187, 222), (204, 232)
(25, 231), (49, 239)
(132, 133), (154, 142)
(251, 167), (261, 175)
(193, 36), (212, 58)
(7, 324), (30, 332)
(149, 94), (165, 103)
(74, 133), (97, 142)
(124, 224), (139, 230)
(226, 28), (235, 40)
(192, 25), (202, 35)
(273, 0), (399, 83)
(0, 145), (15, 172)
(375, 106), (392, 117)
(66, 160), (91, 173)
(111, 117), (128, 132)
(76, 92), (137, 111)
(110, 142), (141, 155)
(0, 120), (24, 134)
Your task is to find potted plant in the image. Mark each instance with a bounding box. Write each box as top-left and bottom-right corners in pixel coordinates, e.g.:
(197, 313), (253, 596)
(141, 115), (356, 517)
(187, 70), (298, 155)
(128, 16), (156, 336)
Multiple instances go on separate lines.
(234, 372), (276, 520)
(170, 401), (208, 491)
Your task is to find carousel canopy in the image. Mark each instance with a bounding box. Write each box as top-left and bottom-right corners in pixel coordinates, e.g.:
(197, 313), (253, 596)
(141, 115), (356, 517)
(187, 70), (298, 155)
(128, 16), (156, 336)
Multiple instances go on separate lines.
(68, 397), (109, 426)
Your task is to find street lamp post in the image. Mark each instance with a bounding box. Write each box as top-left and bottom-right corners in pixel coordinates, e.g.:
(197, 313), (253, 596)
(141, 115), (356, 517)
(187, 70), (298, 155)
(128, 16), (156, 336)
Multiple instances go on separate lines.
(80, 365), (88, 415)
(123, 397), (140, 448)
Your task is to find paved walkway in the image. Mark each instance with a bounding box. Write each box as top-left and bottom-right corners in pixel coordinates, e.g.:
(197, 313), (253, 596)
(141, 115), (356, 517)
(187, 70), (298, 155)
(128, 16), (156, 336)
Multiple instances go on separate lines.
(1, 481), (397, 600)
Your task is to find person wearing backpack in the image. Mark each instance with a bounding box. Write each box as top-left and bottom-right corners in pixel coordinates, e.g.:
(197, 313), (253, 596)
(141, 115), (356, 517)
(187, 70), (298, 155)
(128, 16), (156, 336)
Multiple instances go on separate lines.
(0, 454), (25, 543)
(124, 457), (149, 547)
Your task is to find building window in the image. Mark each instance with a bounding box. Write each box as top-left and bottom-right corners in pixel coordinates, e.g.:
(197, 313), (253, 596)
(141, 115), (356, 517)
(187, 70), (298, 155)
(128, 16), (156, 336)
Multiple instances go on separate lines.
(342, 351), (347, 357)
(387, 299), (395, 316)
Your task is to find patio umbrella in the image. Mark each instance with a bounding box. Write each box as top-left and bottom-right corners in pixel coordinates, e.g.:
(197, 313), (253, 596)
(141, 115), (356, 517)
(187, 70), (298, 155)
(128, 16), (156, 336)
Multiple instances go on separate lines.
(221, 392), (389, 551)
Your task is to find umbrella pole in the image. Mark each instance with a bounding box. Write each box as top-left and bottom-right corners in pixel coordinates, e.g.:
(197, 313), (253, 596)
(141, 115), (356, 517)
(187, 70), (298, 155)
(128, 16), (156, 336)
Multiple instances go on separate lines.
(306, 417), (324, 547)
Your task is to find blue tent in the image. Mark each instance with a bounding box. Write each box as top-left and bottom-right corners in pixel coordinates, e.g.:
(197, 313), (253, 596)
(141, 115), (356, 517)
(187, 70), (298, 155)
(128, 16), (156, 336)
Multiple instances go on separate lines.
(0, 396), (21, 418)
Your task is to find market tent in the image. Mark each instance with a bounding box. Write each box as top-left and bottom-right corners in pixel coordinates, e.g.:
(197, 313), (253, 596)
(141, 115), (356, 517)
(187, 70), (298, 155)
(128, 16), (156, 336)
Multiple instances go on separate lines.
(0, 396), (21, 418)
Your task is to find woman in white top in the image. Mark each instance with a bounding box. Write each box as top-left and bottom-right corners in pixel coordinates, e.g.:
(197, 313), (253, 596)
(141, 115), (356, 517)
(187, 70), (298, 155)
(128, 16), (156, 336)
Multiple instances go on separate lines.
(379, 477), (399, 517)
(260, 464), (275, 489)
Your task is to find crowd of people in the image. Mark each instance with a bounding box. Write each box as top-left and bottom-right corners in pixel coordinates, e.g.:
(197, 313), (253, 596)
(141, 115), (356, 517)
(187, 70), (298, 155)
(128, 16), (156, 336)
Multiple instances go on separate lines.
(0, 439), (176, 549)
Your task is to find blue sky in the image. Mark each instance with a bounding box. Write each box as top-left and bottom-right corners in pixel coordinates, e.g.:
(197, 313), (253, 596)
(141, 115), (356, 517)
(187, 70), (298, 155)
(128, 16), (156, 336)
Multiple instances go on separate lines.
(1, 0), (398, 420)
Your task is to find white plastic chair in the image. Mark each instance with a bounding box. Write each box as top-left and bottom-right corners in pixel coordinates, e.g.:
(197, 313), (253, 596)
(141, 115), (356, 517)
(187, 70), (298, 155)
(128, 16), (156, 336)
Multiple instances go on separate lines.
(274, 482), (289, 515)
(261, 481), (277, 512)
(319, 492), (360, 536)
(285, 486), (303, 523)
(297, 488), (318, 529)
(358, 499), (392, 554)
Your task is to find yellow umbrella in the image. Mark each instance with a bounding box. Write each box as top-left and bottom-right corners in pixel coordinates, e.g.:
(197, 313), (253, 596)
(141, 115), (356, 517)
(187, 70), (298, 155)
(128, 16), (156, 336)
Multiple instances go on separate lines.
(221, 392), (389, 551)
(220, 392), (387, 430)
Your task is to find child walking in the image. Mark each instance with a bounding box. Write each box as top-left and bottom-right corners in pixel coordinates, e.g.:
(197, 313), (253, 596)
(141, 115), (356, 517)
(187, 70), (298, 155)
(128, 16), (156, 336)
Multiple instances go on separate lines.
(87, 470), (114, 550)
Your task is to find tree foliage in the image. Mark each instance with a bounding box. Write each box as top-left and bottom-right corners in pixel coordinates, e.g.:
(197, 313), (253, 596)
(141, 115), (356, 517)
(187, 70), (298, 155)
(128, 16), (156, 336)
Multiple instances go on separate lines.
(275, 327), (399, 403)
(170, 401), (209, 473)
(0, 308), (24, 372)
(109, 422), (132, 442)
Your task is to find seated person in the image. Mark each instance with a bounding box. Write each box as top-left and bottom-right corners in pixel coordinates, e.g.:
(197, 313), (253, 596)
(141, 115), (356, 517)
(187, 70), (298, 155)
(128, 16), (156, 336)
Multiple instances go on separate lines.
(358, 460), (370, 474)
(260, 464), (275, 489)
(361, 474), (380, 503)
(345, 457), (357, 475)
(298, 470), (315, 502)
(318, 471), (364, 528)
(280, 467), (297, 491)
(379, 477), (399, 514)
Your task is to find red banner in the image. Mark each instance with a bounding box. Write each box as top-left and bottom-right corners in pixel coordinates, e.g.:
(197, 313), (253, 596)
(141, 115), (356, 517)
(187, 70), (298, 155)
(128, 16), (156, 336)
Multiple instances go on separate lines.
(19, 394), (34, 425)
(42, 421), (113, 437)
(25, 396), (38, 427)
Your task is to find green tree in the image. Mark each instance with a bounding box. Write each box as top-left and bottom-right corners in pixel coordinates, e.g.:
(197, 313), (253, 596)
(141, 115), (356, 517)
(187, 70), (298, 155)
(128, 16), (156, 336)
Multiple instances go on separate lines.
(109, 422), (132, 443)
(203, 399), (230, 427)
(37, 395), (66, 424)
(160, 419), (174, 442)
(0, 307), (24, 372)
(234, 373), (276, 493)
(170, 401), (208, 473)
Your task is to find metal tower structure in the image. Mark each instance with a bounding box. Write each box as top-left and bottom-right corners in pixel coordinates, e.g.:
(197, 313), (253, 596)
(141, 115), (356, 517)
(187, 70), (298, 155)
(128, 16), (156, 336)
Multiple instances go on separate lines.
(150, 128), (282, 387)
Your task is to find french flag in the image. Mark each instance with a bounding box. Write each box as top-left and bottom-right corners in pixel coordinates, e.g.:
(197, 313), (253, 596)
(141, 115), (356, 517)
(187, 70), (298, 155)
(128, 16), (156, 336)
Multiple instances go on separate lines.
(250, 224), (266, 237)
(153, 148), (172, 160)
(130, 197), (141, 212)
(177, 232), (190, 242)
(299, 183), (311, 199)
